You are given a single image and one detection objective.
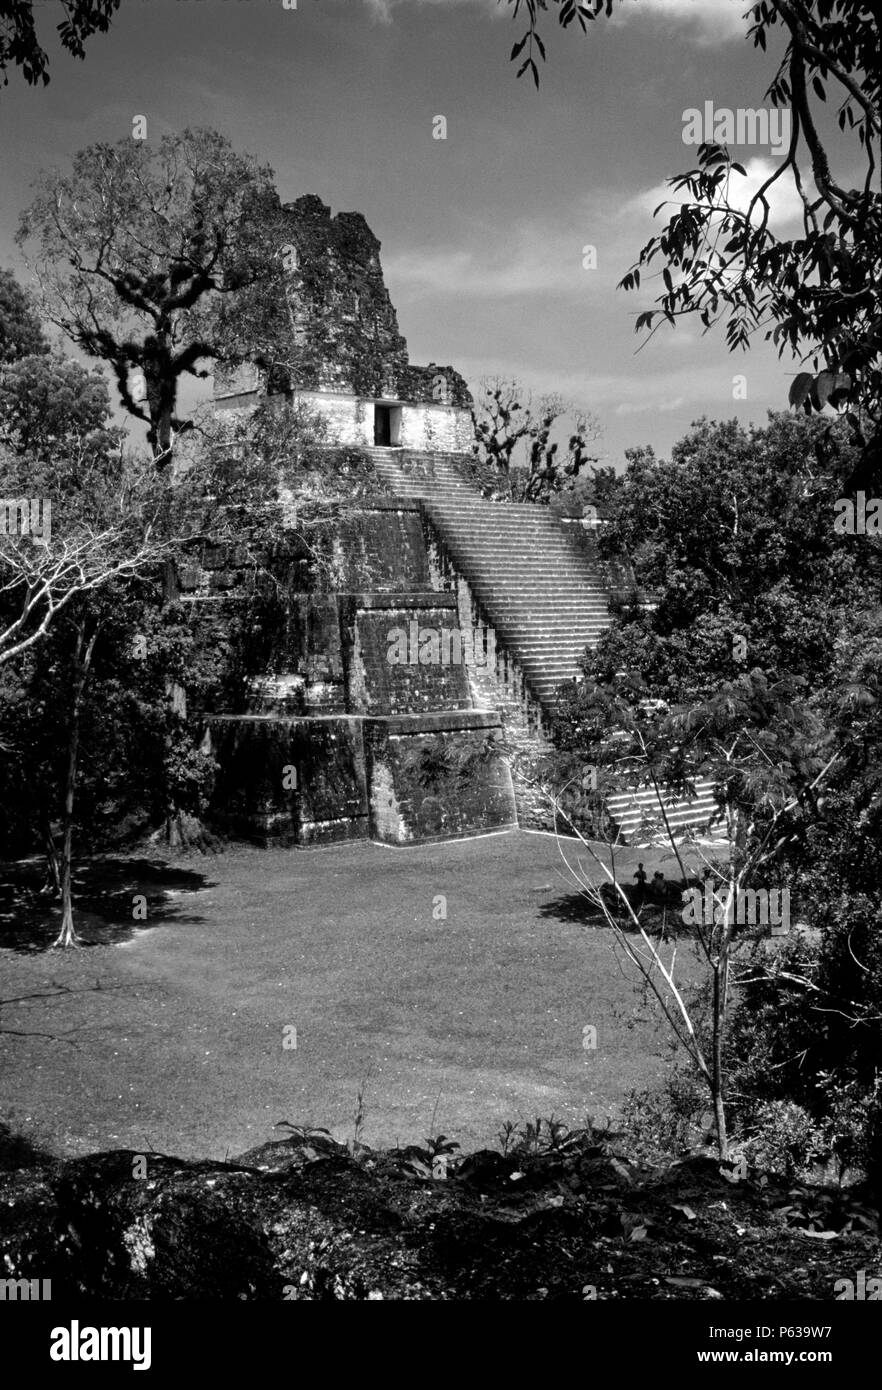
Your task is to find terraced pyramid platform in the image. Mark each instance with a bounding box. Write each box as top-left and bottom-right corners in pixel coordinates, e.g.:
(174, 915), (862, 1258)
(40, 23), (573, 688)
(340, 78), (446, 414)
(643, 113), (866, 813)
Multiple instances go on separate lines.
(365, 447), (718, 843)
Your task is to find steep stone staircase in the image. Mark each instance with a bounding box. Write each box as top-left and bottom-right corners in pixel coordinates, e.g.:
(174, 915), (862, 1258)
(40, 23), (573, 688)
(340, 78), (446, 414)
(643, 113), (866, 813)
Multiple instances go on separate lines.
(365, 447), (719, 842)
(366, 447), (610, 710)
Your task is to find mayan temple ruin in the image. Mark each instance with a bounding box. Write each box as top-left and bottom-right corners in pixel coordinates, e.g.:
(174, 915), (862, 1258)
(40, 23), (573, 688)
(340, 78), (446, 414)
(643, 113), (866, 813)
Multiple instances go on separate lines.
(212, 194), (474, 453)
(195, 196), (713, 846)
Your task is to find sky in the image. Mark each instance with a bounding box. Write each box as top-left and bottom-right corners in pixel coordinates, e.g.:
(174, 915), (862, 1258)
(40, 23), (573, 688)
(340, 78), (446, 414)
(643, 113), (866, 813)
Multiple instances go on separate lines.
(0, 0), (859, 466)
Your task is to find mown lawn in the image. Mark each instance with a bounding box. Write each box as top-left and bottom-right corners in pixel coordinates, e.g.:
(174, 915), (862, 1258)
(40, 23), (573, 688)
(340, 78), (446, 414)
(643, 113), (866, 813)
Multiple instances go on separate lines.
(0, 830), (705, 1160)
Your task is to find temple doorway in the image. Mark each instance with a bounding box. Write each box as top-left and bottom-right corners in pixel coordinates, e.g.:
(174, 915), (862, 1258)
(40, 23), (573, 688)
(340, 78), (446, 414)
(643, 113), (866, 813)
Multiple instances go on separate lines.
(373, 403), (401, 446)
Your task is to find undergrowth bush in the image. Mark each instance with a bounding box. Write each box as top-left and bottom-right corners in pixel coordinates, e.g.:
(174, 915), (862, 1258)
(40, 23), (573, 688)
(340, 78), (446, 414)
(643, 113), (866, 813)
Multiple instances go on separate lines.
(739, 1100), (828, 1179)
(619, 1069), (708, 1165)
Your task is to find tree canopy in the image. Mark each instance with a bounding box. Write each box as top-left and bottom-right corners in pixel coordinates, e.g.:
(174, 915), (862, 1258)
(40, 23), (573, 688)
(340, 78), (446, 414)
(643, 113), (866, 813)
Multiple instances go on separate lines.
(17, 129), (283, 461)
(0, 0), (122, 87)
(0, 266), (48, 362)
(504, 1), (881, 483)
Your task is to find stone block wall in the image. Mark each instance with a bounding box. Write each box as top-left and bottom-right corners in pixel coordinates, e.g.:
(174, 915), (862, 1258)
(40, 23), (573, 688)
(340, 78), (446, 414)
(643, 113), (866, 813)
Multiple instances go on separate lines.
(364, 712), (514, 845)
(341, 592), (473, 716)
(398, 402), (473, 454)
(186, 499), (515, 847)
(321, 501), (431, 592)
(214, 387), (473, 458)
(205, 715), (368, 845)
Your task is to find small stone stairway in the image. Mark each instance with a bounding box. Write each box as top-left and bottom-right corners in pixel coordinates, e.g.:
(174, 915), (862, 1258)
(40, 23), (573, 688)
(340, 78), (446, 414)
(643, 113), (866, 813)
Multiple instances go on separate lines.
(365, 447), (610, 710)
(365, 446), (717, 842)
(604, 782), (722, 844)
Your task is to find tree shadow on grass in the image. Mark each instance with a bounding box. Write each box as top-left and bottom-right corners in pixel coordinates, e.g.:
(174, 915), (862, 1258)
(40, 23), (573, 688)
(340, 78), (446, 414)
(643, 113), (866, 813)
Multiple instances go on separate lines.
(0, 857), (216, 954)
(539, 879), (698, 934)
(0, 1118), (59, 1172)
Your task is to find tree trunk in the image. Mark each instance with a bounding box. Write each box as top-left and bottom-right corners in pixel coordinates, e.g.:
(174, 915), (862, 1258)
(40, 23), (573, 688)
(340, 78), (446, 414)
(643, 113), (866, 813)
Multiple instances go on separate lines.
(711, 962), (729, 1161)
(39, 807), (61, 897)
(154, 557), (217, 854)
(52, 624), (99, 949)
(145, 338), (176, 468)
(154, 404), (174, 463)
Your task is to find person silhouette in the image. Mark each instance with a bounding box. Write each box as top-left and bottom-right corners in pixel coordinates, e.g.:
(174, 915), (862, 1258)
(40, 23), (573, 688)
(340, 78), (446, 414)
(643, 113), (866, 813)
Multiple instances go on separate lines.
(651, 870), (667, 902)
(634, 862), (647, 900)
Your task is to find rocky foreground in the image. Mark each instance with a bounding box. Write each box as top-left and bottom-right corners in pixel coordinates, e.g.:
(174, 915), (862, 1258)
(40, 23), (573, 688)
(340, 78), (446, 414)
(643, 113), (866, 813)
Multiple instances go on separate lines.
(1, 1130), (878, 1300)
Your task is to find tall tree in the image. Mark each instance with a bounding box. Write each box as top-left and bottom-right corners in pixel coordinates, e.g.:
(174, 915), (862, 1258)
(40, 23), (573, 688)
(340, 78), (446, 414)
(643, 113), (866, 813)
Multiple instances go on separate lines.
(0, 266), (48, 363)
(470, 376), (602, 502)
(0, 337), (161, 668)
(0, 411), (171, 943)
(577, 413), (874, 706)
(0, 349), (112, 456)
(17, 128), (282, 463)
(16, 135), (289, 847)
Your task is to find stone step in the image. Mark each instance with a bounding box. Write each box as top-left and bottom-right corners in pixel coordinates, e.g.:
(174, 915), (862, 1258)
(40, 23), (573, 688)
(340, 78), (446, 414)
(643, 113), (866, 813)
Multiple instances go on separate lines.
(430, 515), (575, 528)
(480, 592), (611, 603)
(481, 611), (608, 620)
(471, 604), (608, 617)
(491, 634), (595, 644)
(437, 523), (589, 533)
(485, 629), (607, 640)
(608, 797), (718, 819)
(511, 635), (601, 647)
(438, 526), (589, 536)
(465, 593), (608, 603)
(488, 613), (607, 623)
(458, 587), (606, 597)
(606, 781), (716, 805)
(491, 630), (607, 643)
(440, 546), (589, 557)
(519, 668), (583, 680)
(605, 784), (719, 839)
(438, 523), (589, 533)
(429, 502), (568, 514)
(461, 595), (605, 608)
(451, 566), (606, 579)
(516, 650), (588, 660)
(482, 635), (605, 648)
(448, 562), (593, 571)
(506, 633), (602, 643)
(522, 669), (582, 682)
(436, 510), (567, 517)
(483, 636), (606, 646)
(460, 581), (607, 593)
(458, 576), (607, 589)
(615, 799), (719, 814)
(513, 652), (595, 663)
(488, 618), (608, 628)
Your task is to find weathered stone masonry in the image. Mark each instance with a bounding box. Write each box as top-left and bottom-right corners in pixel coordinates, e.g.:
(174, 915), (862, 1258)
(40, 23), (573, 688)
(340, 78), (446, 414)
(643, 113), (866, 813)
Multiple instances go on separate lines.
(188, 499), (516, 847)
(214, 195), (473, 454)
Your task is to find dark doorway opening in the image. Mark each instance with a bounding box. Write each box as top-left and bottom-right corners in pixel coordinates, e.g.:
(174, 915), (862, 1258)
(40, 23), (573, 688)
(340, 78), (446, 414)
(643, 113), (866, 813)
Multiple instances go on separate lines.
(373, 404), (401, 447)
(374, 404), (392, 446)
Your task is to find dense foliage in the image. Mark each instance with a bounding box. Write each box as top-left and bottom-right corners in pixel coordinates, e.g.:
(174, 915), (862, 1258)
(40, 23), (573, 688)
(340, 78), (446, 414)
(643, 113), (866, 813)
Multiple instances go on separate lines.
(553, 412), (882, 1177)
(504, 1), (881, 484)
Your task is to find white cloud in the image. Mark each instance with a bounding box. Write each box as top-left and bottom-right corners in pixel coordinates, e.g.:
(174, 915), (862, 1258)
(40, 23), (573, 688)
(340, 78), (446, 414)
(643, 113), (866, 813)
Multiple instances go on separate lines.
(385, 222), (611, 299)
(609, 0), (748, 44)
(362, 0), (503, 23)
(457, 355), (776, 419)
(361, 0), (746, 40)
(624, 156), (810, 232)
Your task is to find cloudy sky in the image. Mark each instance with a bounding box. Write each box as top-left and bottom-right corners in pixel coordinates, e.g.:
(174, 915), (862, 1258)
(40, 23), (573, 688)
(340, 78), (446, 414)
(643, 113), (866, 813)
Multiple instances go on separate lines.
(0, 0), (858, 464)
